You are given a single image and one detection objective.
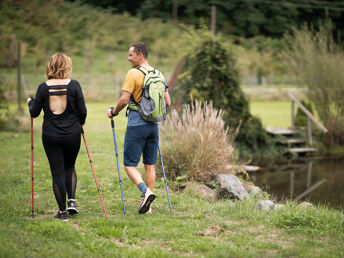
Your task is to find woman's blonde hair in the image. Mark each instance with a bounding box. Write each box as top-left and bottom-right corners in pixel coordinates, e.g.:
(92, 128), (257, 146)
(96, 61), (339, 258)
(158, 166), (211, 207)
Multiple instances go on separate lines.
(46, 53), (72, 79)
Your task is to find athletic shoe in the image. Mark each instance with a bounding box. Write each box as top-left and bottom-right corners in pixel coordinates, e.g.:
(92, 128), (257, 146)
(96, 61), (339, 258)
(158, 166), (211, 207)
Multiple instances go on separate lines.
(67, 200), (78, 214)
(147, 207), (152, 213)
(138, 188), (155, 214)
(54, 211), (68, 221)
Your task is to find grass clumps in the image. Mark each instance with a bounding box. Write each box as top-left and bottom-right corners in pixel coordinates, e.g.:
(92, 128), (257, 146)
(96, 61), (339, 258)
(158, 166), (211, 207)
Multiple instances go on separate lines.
(272, 204), (344, 235)
(160, 101), (234, 182)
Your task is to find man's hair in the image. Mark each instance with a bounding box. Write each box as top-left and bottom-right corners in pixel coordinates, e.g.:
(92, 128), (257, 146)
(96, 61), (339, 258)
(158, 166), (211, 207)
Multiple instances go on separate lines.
(130, 42), (148, 59)
(46, 53), (72, 79)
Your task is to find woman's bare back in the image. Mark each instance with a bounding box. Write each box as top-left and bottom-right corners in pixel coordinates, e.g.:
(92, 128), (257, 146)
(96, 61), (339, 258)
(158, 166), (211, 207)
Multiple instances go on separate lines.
(46, 79), (71, 114)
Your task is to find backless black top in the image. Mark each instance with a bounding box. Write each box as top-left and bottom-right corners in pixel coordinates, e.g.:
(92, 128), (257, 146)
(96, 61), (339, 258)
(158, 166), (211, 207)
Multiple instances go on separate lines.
(28, 80), (87, 137)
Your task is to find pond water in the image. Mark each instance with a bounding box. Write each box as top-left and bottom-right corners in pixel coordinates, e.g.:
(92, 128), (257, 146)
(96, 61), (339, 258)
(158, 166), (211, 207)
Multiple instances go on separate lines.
(251, 157), (344, 209)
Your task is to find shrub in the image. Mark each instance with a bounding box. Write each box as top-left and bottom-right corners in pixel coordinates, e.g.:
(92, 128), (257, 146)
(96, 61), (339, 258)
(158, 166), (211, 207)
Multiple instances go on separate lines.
(285, 21), (344, 147)
(295, 100), (314, 127)
(160, 101), (234, 182)
(0, 72), (9, 130)
(0, 72), (20, 131)
(172, 28), (271, 153)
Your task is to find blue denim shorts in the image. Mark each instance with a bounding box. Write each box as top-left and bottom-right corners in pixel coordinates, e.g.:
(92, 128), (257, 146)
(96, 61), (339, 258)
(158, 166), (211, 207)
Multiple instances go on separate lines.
(123, 124), (159, 166)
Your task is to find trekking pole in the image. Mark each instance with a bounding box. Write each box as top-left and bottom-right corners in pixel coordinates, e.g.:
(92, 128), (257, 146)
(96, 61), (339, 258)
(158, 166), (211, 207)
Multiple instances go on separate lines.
(158, 144), (172, 213)
(81, 129), (108, 218)
(30, 117), (34, 218)
(110, 110), (126, 215)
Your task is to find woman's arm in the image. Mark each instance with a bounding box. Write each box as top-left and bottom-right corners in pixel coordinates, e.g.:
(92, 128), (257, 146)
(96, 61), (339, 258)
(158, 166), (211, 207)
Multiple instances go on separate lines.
(75, 81), (87, 125)
(27, 84), (44, 117)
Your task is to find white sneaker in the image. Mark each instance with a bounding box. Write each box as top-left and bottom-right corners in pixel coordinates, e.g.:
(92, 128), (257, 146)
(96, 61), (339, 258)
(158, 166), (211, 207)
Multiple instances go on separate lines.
(138, 188), (155, 214)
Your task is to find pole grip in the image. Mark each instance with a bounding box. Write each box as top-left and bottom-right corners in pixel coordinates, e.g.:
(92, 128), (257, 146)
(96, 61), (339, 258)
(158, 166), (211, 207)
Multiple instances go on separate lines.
(111, 119), (114, 128)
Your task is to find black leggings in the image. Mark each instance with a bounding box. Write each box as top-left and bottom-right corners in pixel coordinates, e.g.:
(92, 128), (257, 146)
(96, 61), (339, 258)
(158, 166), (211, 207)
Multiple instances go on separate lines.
(42, 134), (81, 211)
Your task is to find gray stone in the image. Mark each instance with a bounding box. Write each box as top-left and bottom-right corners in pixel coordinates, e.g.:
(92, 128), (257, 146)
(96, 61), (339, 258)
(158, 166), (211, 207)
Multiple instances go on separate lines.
(250, 186), (264, 198)
(242, 182), (263, 198)
(299, 201), (314, 208)
(242, 182), (265, 198)
(184, 182), (217, 202)
(193, 184), (217, 201)
(256, 200), (275, 211)
(214, 174), (250, 200)
(242, 182), (254, 192)
(274, 204), (284, 210)
(228, 201), (236, 208)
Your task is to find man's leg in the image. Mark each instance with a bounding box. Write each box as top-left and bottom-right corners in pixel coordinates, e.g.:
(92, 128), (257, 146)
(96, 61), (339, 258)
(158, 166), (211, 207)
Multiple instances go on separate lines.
(123, 126), (147, 195)
(124, 125), (156, 214)
(125, 165), (155, 214)
(144, 164), (156, 191)
(142, 125), (159, 213)
(124, 166), (144, 186)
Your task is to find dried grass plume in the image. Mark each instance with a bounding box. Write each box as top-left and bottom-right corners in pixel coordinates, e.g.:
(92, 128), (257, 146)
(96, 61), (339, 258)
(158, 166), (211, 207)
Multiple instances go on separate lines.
(160, 101), (234, 182)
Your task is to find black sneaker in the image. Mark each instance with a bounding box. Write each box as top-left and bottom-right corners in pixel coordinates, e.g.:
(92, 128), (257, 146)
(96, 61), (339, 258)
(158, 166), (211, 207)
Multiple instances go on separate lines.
(54, 211), (68, 221)
(67, 200), (78, 215)
(138, 188), (155, 214)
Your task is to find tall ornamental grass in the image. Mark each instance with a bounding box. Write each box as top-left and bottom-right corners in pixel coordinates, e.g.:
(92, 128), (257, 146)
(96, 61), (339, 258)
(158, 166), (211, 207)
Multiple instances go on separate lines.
(285, 21), (344, 146)
(160, 101), (234, 182)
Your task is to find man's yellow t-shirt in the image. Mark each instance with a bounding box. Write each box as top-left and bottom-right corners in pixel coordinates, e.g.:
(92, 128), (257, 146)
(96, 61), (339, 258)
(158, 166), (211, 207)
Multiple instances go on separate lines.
(122, 68), (165, 103)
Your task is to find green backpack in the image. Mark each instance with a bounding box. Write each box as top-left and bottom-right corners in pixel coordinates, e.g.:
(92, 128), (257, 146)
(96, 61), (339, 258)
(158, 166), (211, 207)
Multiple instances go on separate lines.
(128, 66), (167, 122)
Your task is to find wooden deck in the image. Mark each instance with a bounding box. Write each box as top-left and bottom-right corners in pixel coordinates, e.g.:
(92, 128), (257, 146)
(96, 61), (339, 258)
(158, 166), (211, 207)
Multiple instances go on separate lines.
(266, 126), (298, 136)
(288, 148), (317, 153)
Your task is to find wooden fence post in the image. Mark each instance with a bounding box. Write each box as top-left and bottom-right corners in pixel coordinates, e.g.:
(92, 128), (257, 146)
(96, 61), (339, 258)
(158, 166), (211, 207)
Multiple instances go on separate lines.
(17, 42), (22, 113)
(211, 5), (216, 35)
(291, 100), (295, 129)
(308, 117), (313, 145)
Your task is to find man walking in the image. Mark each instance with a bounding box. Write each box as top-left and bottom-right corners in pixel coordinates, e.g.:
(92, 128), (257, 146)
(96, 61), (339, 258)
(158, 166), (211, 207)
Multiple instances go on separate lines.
(107, 42), (171, 214)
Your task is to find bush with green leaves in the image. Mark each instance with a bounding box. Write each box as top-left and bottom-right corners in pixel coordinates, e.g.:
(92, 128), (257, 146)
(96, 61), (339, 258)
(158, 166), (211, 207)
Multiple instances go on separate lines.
(0, 73), (8, 129)
(285, 21), (344, 147)
(0, 72), (20, 131)
(173, 29), (271, 153)
(160, 101), (234, 182)
(295, 100), (314, 128)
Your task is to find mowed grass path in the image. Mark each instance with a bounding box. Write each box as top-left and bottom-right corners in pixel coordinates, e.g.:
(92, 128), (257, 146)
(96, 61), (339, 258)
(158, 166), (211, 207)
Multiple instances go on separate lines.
(0, 102), (343, 257)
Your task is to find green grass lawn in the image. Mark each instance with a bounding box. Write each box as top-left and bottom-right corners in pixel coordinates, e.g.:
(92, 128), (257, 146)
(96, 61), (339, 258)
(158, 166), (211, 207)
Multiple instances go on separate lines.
(1, 102), (343, 257)
(250, 101), (291, 128)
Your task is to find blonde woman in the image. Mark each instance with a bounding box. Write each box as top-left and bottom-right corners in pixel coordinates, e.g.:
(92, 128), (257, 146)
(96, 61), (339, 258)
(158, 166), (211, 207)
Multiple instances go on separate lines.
(27, 53), (87, 221)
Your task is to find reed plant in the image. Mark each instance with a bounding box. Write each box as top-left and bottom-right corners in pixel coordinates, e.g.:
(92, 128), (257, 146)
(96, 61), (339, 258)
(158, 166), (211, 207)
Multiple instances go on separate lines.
(285, 21), (344, 146)
(160, 101), (234, 182)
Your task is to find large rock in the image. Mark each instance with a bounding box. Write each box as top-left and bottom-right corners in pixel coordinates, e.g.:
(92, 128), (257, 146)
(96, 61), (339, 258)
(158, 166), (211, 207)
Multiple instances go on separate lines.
(299, 201), (314, 209)
(184, 182), (217, 202)
(243, 182), (264, 198)
(214, 174), (250, 200)
(256, 200), (275, 212)
(194, 184), (217, 201)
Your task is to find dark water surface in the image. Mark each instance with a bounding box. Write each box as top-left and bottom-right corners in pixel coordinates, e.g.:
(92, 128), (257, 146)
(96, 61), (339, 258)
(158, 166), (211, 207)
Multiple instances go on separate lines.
(251, 157), (344, 209)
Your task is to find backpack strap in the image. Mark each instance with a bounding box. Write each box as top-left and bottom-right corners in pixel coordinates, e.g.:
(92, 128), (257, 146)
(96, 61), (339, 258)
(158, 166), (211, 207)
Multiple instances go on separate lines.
(136, 66), (148, 75)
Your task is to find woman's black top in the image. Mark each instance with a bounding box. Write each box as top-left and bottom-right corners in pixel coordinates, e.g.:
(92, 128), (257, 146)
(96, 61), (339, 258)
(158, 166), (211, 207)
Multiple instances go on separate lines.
(28, 80), (87, 137)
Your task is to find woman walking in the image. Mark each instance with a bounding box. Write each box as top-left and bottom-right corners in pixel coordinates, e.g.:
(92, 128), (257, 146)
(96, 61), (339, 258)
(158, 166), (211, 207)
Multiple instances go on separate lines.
(27, 53), (87, 221)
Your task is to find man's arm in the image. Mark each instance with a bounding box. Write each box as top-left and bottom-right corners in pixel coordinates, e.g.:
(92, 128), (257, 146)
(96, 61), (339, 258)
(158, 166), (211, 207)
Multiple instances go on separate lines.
(107, 91), (131, 118)
(164, 92), (171, 109)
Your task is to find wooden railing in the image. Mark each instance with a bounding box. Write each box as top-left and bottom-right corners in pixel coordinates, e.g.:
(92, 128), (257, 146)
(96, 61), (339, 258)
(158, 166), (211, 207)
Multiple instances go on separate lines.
(287, 92), (328, 146)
